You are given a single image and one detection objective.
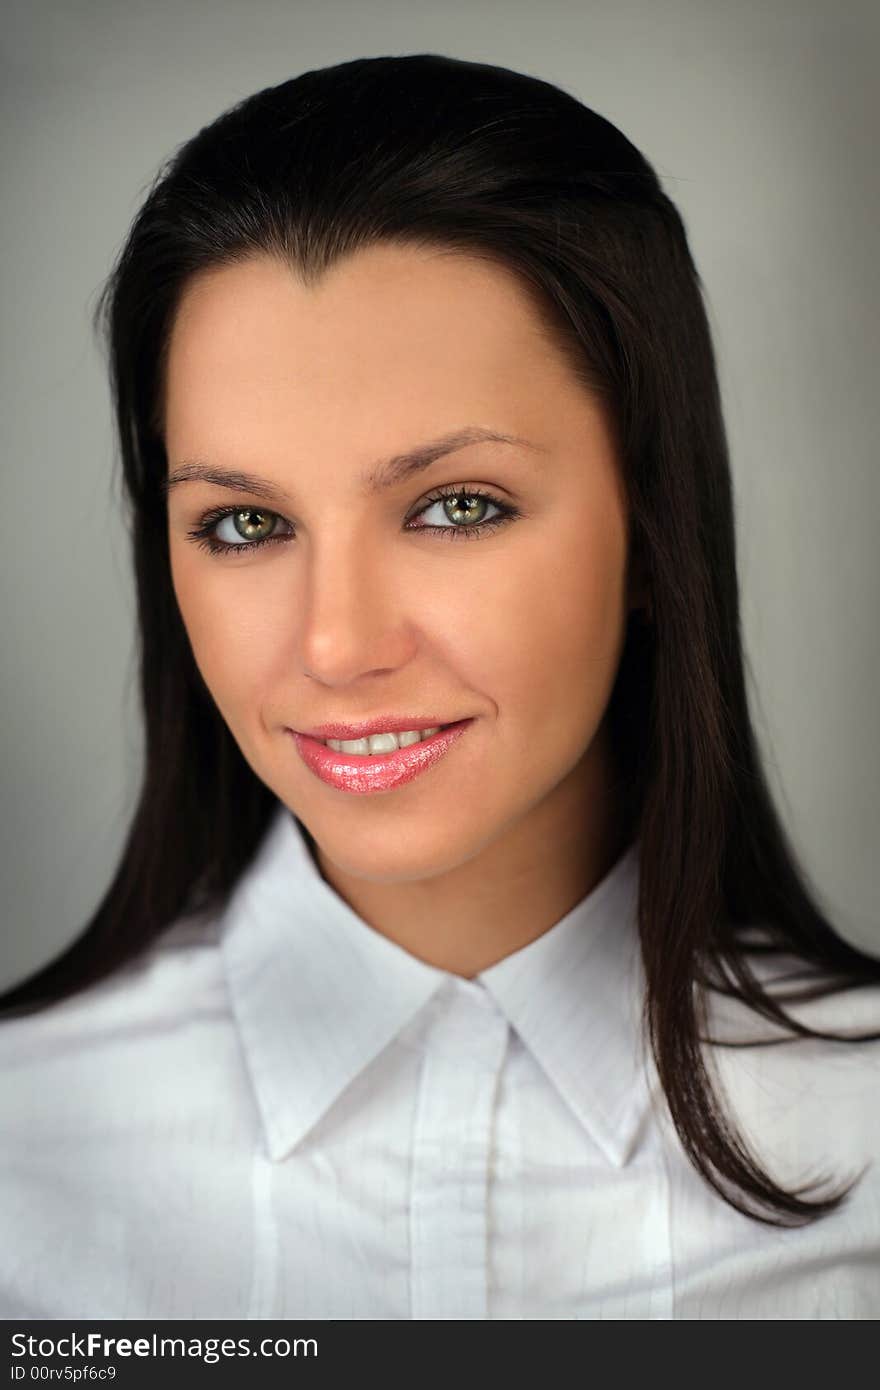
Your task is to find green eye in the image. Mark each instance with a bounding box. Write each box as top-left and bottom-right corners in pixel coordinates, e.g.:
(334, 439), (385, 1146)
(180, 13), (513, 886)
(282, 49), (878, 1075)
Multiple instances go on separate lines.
(230, 508), (277, 542)
(186, 485), (521, 556)
(406, 486), (517, 539)
(441, 493), (491, 525)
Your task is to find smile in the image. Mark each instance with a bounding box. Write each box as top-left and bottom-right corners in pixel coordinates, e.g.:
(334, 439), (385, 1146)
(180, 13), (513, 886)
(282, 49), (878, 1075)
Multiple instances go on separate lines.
(286, 719), (474, 794)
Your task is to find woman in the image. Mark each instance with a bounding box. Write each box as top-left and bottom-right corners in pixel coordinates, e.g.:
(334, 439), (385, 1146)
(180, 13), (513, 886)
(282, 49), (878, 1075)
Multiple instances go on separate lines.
(1, 53), (878, 1321)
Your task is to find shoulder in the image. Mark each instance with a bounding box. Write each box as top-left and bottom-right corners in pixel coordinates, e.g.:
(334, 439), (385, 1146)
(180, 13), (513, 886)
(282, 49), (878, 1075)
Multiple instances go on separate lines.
(0, 910), (238, 1320)
(702, 963), (880, 1188)
(0, 907), (228, 1111)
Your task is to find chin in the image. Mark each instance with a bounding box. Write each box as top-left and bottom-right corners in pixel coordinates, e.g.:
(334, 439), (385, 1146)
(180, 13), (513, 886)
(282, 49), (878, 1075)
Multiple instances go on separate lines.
(305, 812), (492, 886)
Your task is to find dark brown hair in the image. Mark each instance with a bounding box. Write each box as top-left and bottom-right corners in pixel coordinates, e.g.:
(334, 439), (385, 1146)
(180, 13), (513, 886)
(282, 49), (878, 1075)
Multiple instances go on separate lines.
(3, 54), (879, 1228)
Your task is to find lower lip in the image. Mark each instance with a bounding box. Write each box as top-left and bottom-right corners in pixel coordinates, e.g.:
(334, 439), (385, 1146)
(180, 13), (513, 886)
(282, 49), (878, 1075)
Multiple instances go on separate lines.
(287, 720), (474, 794)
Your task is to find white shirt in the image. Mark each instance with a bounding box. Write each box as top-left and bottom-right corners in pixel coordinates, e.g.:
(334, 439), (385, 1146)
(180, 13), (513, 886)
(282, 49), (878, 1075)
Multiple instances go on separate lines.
(1, 800), (879, 1320)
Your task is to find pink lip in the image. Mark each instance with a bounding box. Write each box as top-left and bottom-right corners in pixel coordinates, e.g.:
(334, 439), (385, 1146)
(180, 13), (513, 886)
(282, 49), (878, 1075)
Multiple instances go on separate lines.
(287, 719), (474, 794)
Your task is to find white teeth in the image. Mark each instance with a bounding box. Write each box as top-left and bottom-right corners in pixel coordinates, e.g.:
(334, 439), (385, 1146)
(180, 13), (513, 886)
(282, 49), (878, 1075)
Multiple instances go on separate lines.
(325, 726), (442, 754)
(395, 729), (423, 748)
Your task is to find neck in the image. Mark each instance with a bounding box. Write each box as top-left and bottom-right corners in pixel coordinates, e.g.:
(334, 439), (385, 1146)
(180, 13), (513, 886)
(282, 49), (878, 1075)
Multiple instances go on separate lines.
(309, 725), (629, 977)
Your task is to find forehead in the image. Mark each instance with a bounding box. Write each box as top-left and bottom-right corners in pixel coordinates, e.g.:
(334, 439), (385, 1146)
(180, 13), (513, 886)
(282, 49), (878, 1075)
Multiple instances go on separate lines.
(162, 244), (582, 450)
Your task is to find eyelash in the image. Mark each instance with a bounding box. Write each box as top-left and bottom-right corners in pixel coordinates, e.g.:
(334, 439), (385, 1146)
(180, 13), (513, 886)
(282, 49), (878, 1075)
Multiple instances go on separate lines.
(184, 485), (521, 557)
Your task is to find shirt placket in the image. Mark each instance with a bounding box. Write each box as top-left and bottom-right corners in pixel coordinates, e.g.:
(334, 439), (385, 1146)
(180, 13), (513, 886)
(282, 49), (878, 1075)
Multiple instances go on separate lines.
(409, 979), (509, 1319)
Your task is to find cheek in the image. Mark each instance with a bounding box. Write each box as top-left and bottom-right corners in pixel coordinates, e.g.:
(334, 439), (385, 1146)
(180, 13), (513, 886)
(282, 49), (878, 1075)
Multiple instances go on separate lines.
(466, 514), (627, 731)
(171, 554), (282, 718)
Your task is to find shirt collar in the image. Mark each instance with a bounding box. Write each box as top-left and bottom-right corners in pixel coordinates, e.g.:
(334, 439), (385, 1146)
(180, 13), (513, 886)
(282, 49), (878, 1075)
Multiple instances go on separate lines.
(476, 836), (653, 1167)
(218, 800), (653, 1168)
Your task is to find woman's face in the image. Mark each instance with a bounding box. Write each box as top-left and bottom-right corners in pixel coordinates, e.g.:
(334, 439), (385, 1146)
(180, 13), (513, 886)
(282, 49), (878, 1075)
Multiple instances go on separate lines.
(165, 244), (638, 886)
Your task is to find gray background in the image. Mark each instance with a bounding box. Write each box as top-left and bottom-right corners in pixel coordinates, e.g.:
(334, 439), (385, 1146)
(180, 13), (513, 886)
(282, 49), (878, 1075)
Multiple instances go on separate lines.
(2, 0), (878, 988)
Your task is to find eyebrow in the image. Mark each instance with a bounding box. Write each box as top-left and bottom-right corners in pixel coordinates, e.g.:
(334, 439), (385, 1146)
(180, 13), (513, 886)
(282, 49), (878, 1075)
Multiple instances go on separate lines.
(162, 426), (545, 504)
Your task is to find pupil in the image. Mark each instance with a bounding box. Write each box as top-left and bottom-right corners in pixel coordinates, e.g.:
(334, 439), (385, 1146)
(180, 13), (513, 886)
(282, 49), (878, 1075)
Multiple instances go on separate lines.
(238, 509), (268, 537)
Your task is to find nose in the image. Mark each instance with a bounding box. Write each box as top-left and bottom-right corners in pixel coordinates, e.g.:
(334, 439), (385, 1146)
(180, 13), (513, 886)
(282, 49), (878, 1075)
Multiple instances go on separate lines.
(297, 525), (418, 687)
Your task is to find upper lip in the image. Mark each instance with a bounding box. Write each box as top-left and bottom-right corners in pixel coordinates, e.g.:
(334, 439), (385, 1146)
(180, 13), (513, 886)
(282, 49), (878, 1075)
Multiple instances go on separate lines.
(292, 716), (466, 740)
